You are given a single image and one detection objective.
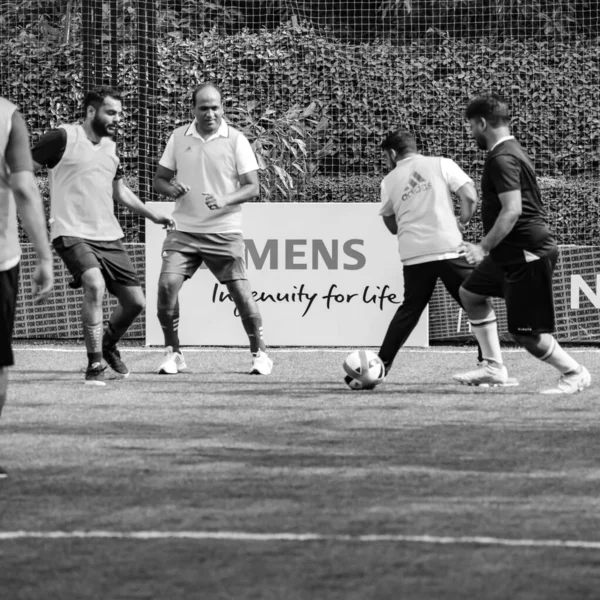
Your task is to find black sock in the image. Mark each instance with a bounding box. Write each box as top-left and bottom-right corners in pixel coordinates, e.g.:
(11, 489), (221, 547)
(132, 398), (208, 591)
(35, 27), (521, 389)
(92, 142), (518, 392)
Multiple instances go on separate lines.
(158, 307), (180, 353)
(242, 314), (265, 354)
(87, 352), (103, 367)
(103, 323), (119, 348)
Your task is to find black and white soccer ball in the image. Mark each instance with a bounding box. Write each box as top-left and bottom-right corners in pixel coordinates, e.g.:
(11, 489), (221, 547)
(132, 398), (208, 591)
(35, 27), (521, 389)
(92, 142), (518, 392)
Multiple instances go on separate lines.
(343, 349), (385, 390)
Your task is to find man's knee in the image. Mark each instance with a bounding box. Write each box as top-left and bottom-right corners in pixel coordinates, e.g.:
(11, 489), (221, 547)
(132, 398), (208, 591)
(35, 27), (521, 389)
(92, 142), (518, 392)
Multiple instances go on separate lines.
(129, 293), (145, 316)
(460, 287), (489, 312)
(227, 280), (258, 317)
(511, 332), (544, 355)
(81, 270), (106, 303)
(157, 274), (183, 308)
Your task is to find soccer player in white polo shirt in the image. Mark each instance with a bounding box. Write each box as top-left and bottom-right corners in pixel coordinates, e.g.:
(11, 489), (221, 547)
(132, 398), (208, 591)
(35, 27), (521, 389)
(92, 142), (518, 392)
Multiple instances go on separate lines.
(153, 83), (272, 375)
(32, 88), (173, 385)
(374, 129), (483, 380)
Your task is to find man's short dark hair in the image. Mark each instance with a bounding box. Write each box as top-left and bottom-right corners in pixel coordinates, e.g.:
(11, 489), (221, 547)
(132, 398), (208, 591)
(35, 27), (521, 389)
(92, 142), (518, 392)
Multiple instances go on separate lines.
(83, 87), (122, 114)
(465, 93), (510, 127)
(381, 130), (417, 156)
(191, 82), (222, 106)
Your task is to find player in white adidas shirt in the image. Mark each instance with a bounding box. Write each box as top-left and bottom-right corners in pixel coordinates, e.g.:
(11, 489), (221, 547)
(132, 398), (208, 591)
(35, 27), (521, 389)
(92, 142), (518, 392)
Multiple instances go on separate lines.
(152, 82), (272, 376)
(376, 129), (482, 380)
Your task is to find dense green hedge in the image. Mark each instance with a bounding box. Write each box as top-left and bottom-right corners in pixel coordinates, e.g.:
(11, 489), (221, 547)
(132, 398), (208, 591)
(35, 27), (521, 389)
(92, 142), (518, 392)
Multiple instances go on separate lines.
(2, 26), (598, 177)
(2, 25), (598, 244)
(280, 174), (600, 246)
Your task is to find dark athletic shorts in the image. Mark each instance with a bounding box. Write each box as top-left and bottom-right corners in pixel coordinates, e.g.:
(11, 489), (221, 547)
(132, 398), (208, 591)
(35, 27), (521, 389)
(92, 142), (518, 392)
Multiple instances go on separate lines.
(0, 263), (19, 367)
(52, 236), (141, 293)
(160, 230), (247, 283)
(461, 248), (559, 335)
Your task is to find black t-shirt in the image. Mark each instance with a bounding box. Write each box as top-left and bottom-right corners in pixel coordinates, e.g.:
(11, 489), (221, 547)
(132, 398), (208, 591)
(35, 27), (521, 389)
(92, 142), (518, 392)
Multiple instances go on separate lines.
(481, 137), (555, 265)
(31, 128), (124, 179)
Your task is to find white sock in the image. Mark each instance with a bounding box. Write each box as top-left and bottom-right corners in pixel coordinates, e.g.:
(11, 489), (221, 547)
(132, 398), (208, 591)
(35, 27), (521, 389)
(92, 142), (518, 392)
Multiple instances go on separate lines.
(540, 337), (580, 375)
(470, 313), (503, 365)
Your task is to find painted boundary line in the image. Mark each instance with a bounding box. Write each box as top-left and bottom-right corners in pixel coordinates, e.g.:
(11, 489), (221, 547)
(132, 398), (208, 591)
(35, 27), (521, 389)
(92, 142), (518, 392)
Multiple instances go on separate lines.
(1, 531), (600, 549)
(13, 346), (600, 354)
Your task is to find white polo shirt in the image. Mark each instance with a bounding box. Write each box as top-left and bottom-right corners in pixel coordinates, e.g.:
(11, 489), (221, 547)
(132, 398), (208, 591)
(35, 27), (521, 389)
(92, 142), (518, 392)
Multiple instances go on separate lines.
(158, 119), (258, 234)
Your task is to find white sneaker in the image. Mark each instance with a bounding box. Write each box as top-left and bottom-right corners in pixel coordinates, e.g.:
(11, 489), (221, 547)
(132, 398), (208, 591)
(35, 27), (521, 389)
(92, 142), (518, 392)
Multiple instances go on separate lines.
(158, 346), (187, 374)
(476, 361), (519, 387)
(453, 363), (511, 387)
(541, 366), (591, 395)
(250, 350), (273, 375)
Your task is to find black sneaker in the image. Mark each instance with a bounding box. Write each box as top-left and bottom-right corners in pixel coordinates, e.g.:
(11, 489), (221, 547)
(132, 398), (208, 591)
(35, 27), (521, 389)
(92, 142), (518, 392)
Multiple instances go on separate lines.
(102, 343), (130, 378)
(0, 465), (7, 479)
(85, 362), (107, 386)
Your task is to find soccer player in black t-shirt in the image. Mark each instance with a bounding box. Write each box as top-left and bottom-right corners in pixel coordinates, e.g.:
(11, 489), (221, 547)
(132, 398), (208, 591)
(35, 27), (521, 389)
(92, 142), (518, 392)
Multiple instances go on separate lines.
(452, 93), (590, 394)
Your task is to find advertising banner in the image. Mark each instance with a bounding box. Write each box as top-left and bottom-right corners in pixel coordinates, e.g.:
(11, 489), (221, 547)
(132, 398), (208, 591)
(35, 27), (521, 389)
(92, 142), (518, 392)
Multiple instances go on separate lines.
(145, 202), (429, 347)
(429, 245), (600, 343)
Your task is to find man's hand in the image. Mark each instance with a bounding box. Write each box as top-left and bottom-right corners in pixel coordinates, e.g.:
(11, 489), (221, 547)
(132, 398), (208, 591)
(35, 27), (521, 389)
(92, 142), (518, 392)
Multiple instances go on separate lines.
(204, 193), (228, 210)
(32, 259), (53, 303)
(459, 242), (487, 265)
(170, 181), (190, 199)
(154, 214), (175, 230)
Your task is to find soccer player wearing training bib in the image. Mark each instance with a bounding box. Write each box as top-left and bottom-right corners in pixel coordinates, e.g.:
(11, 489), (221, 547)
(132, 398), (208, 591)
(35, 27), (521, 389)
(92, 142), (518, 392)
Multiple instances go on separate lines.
(1, 97), (53, 477)
(375, 129), (483, 379)
(453, 93), (590, 394)
(153, 83), (272, 376)
(32, 88), (173, 386)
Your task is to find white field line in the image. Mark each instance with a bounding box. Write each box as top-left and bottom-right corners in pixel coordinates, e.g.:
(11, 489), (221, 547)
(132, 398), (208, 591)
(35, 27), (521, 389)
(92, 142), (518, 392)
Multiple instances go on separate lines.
(13, 346), (599, 354)
(0, 530), (600, 549)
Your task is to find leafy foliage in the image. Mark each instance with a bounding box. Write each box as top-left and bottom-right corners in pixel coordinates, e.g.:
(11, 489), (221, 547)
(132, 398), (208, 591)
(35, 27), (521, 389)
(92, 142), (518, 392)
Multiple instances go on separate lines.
(2, 15), (599, 244)
(227, 101), (332, 200)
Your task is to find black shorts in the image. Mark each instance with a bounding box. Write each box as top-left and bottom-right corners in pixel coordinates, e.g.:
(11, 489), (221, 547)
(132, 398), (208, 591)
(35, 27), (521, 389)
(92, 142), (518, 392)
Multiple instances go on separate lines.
(0, 263), (19, 367)
(462, 248), (558, 335)
(52, 236), (141, 293)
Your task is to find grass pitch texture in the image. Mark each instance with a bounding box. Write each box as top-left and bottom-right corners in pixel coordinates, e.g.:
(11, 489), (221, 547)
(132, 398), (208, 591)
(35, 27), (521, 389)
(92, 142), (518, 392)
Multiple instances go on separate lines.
(1, 346), (599, 599)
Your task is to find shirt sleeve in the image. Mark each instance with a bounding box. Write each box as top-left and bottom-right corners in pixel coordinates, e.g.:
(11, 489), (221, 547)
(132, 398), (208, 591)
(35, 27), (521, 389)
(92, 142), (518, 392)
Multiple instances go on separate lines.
(235, 134), (259, 175)
(31, 128), (67, 169)
(378, 179), (394, 216)
(489, 154), (522, 193)
(440, 158), (473, 192)
(5, 111), (34, 173)
(157, 134), (177, 171)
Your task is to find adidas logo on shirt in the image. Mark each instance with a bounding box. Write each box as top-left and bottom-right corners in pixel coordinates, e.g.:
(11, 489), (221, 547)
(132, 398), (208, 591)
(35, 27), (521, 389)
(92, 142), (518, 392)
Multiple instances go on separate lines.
(401, 170), (432, 201)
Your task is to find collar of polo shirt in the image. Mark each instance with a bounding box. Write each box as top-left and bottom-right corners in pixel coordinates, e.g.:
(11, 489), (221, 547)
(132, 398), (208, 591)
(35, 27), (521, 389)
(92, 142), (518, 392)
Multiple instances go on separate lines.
(185, 118), (229, 142)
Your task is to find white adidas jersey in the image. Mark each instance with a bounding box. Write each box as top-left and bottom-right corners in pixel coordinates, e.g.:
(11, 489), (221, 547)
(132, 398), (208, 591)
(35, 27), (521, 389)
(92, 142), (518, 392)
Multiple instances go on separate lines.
(379, 155), (472, 265)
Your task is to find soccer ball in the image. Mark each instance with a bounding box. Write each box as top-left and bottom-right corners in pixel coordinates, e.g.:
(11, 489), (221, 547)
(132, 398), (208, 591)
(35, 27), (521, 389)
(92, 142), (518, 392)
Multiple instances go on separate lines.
(343, 350), (385, 390)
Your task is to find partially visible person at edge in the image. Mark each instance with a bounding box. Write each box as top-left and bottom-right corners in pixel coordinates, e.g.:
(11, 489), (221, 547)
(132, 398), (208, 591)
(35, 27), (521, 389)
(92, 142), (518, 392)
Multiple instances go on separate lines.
(364, 128), (490, 388)
(31, 87), (173, 386)
(1, 96), (54, 478)
(452, 92), (590, 394)
(152, 82), (273, 376)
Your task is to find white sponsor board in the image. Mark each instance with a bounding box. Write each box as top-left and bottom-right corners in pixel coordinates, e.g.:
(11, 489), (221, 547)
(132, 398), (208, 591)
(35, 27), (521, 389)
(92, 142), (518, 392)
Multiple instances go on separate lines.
(145, 203), (428, 347)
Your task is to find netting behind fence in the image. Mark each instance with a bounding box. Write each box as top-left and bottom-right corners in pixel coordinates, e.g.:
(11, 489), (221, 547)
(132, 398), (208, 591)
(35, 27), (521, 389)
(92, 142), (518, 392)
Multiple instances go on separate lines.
(1, 2), (599, 241)
(1, 1), (599, 340)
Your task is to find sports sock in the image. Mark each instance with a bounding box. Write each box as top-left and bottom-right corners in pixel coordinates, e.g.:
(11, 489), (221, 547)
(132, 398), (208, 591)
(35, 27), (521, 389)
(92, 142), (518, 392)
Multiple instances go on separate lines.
(102, 322), (119, 347)
(539, 336), (580, 374)
(83, 323), (103, 367)
(157, 307), (180, 353)
(242, 314), (266, 354)
(470, 313), (503, 365)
